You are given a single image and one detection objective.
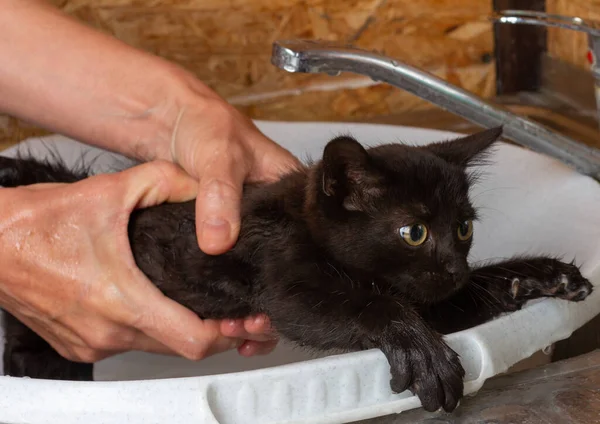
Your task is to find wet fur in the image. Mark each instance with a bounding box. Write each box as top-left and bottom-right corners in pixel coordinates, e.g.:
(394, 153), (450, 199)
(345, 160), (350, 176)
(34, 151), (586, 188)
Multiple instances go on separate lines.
(0, 127), (593, 412)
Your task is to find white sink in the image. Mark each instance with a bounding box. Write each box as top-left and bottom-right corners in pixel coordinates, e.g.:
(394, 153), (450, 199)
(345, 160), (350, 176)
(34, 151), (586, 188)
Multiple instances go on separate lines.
(1, 120), (599, 424)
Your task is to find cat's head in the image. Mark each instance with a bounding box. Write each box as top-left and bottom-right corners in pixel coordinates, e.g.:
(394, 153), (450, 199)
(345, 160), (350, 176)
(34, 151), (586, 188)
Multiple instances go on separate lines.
(308, 126), (502, 304)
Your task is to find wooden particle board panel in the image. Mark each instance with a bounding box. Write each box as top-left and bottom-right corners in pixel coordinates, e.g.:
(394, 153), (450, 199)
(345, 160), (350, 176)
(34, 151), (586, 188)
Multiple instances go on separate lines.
(547, 0), (600, 71)
(2, 0), (496, 145)
(2, 0), (599, 147)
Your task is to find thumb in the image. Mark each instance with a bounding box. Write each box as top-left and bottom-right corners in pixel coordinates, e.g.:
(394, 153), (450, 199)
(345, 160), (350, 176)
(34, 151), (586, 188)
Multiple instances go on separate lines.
(195, 152), (248, 255)
(247, 133), (303, 183)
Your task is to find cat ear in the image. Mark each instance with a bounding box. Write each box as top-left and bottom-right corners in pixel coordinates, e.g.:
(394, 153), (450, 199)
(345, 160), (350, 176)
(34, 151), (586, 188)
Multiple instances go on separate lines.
(425, 126), (503, 167)
(321, 135), (382, 211)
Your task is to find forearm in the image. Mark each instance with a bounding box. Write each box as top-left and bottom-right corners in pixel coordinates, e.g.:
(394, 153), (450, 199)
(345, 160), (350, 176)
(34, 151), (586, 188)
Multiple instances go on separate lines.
(0, 0), (204, 161)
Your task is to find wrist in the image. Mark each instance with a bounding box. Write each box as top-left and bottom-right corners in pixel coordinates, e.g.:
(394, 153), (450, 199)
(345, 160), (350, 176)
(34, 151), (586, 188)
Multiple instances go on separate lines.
(107, 62), (193, 163)
(79, 59), (229, 166)
(129, 65), (221, 164)
(0, 1), (216, 163)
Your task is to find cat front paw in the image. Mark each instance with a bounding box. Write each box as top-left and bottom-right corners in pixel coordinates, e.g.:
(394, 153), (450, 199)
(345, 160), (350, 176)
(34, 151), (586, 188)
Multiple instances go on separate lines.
(387, 337), (465, 412)
(510, 261), (593, 303)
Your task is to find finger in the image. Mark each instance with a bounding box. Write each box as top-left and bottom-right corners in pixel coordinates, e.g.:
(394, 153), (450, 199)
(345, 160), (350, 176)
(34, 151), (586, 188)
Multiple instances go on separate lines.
(94, 254), (240, 361)
(202, 335), (245, 358)
(237, 339), (279, 357)
(59, 311), (167, 356)
(118, 160), (199, 210)
(243, 314), (276, 337)
(220, 319), (247, 338)
(11, 312), (115, 364)
(127, 330), (180, 356)
(131, 288), (241, 360)
(20, 182), (66, 191)
(246, 132), (303, 182)
(15, 310), (86, 350)
(195, 151), (247, 255)
(220, 317), (275, 342)
(11, 312), (72, 358)
(59, 307), (185, 357)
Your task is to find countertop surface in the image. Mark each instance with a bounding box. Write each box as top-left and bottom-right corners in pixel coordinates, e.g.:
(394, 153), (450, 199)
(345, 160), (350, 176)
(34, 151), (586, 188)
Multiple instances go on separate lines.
(360, 349), (600, 424)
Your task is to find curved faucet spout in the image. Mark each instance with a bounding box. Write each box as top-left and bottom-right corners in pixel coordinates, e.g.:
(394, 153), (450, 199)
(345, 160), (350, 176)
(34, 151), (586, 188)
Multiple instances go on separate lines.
(271, 39), (600, 181)
(493, 10), (600, 35)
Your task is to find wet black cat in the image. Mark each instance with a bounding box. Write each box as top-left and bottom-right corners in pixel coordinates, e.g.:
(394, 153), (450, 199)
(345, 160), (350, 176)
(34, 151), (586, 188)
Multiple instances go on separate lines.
(0, 126), (593, 412)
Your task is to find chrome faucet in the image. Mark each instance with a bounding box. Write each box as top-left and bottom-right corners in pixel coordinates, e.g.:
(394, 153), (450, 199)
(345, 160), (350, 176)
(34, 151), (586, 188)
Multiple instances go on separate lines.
(270, 10), (600, 182)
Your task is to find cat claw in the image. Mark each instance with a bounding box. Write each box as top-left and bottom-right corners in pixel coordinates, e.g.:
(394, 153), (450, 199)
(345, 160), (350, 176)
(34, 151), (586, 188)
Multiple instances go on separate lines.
(510, 277), (520, 299)
(557, 274), (569, 293)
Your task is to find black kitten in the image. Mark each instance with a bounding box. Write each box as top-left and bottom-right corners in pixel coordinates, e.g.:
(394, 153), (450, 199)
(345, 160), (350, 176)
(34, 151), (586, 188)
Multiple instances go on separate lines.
(0, 127), (593, 413)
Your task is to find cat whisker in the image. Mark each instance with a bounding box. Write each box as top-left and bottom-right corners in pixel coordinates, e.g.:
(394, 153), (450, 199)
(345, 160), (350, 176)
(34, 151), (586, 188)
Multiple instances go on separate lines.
(313, 300), (325, 309)
(472, 273), (511, 281)
(469, 282), (502, 308)
(470, 185), (519, 200)
(469, 289), (496, 311)
(443, 299), (466, 314)
(340, 269), (357, 290)
(470, 257), (516, 266)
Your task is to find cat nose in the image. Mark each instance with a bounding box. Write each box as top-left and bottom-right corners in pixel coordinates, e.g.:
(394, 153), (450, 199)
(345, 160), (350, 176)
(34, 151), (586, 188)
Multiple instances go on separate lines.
(444, 261), (468, 288)
(445, 262), (461, 275)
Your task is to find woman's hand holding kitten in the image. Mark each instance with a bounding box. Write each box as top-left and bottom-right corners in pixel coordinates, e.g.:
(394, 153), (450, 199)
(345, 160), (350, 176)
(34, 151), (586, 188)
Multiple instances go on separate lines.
(0, 0), (295, 363)
(0, 161), (276, 364)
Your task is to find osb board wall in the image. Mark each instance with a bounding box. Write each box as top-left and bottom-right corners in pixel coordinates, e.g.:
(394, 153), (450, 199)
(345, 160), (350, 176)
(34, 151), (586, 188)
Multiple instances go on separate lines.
(54, 0), (497, 119)
(1, 0), (599, 149)
(1, 0), (497, 148)
(547, 0), (600, 70)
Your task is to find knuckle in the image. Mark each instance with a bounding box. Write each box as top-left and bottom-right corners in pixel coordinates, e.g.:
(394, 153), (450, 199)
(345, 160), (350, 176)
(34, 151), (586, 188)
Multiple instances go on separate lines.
(82, 327), (123, 351)
(54, 345), (79, 362)
(184, 344), (209, 361)
(179, 334), (215, 361)
(72, 347), (104, 363)
(148, 160), (176, 195)
(198, 176), (241, 202)
(149, 159), (178, 177)
(204, 144), (245, 172)
(92, 172), (122, 194)
(193, 103), (237, 147)
(205, 100), (236, 126)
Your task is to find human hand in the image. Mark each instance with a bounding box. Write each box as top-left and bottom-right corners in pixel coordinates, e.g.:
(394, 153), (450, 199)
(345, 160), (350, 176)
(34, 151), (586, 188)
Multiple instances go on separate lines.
(0, 0), (301, 256)
(0, 160), (277, 364)
(165, 87), (302, 255)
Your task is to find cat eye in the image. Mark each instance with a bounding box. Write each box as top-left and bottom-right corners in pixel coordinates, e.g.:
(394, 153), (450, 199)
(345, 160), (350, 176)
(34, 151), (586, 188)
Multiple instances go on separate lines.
(457, 219), (474, 241)
(399, 223), (428, 246)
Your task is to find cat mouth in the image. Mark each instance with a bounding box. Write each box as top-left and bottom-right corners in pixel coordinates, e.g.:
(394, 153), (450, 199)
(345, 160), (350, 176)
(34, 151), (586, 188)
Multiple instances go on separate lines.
(414, 272), (468, 302)
(387, 272), (468, 303)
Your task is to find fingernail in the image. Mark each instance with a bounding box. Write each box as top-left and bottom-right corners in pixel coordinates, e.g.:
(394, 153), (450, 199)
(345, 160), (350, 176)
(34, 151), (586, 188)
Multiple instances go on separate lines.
(230, 338), (244, 350)
(253, 315), (264, 327)
(237, 341), (253, 356)
(201, 217), (231, 251)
